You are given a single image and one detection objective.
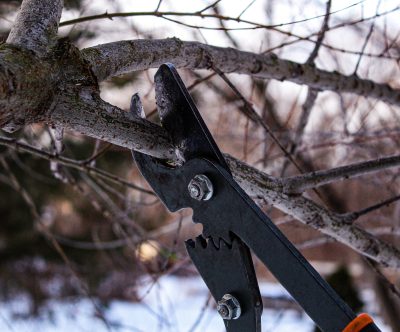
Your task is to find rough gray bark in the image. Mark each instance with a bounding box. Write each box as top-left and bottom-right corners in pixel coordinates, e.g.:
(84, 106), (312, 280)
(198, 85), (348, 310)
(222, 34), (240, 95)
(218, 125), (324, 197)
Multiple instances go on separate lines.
(7, 0), (63, 56)
(1, 0), (400, 268)
(0, 44), (54, 130)
(82, 39), (400, 107)
(48, 93), (176, 160)
(225, 156), (400, 268)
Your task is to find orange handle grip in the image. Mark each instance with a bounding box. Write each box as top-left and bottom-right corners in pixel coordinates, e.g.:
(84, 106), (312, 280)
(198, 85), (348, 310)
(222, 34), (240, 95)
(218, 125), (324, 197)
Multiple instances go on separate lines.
(343, 314), (376, 332)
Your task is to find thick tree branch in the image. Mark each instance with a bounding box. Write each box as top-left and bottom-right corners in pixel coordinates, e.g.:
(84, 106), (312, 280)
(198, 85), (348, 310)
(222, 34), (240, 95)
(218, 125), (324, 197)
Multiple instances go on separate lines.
(48, 93), (176, 160)
(225, 156), (400, 268)
(82, 39), (400, 106)
(7, 0), (63, 56)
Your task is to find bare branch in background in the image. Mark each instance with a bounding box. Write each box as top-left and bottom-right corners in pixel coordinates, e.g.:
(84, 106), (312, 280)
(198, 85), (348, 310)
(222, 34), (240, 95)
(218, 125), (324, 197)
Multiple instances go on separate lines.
(59, 6), (400, 59)
(306, 1), (332, 64)
(0, 136), (154, 195)
(0, 154), (112, 329)
(282, 154), (400, 194)
(344, 194), (400, 222)
(59, 4), (359, 29)
(281, 0), (332, 174)
(353, 23), (375, 74)
(213, 66), (304, 173)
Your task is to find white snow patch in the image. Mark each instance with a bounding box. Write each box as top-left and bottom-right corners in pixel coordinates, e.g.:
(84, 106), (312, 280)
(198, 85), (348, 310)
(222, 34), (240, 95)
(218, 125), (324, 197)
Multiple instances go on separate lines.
(0, 276), (391, 332)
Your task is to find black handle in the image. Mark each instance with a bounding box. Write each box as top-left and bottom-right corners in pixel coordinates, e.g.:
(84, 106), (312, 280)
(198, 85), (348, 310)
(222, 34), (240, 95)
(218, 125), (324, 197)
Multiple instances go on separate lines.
(361, 324), (382, 332)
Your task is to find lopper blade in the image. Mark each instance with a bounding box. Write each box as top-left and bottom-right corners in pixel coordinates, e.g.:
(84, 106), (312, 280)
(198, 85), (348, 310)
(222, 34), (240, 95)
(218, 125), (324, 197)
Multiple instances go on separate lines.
(154, 63), (230, 172)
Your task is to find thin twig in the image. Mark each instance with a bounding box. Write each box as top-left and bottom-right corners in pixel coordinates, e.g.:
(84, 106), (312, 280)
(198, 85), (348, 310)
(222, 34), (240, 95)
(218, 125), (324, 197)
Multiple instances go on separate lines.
(60, 3), (363, 30)
(81, 142), (112, 165)
(187, 293), (212, 332)
(0, 136), (154, 195)
(353, 24), (375, 74)
(365, 257), (400, 298)
(59, 6), (400, 60)
(155, 0), (163, 12)
(344, 194), (400, 222)
(237, 0), (256, 19)
(281, 0), (331, 175)
(197, 0), (222, 14)
(213, 66), (304, 174)
(283, 154), (400, 194)
(307, 0), (332, 64)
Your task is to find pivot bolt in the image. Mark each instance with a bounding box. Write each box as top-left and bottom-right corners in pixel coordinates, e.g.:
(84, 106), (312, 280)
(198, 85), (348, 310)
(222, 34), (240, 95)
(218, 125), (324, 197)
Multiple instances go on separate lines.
(217, 294), (241, 320)
(188, 174), (213, 201)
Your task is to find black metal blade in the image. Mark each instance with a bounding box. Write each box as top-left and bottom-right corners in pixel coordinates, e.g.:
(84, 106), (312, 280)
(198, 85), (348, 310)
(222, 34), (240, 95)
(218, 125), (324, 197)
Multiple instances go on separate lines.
(186, 235), (262, 332)
(154, 63), (230, 173)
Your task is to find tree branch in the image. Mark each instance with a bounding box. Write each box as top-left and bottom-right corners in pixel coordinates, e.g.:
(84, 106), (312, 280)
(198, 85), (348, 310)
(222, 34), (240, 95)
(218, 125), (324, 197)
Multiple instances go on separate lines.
(281, 0), (331, 175)
(282, 154), (400, 194)
(48, 93), (176, 160)
(45, 80), (400, 269)
(82, 39), (400, 106)
(7, 0), (63, 56)
(225, 156), (400, 268)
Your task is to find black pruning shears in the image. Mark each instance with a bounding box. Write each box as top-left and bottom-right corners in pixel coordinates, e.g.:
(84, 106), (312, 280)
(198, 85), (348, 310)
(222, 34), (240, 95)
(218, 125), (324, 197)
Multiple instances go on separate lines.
(132, 64), (381, 332)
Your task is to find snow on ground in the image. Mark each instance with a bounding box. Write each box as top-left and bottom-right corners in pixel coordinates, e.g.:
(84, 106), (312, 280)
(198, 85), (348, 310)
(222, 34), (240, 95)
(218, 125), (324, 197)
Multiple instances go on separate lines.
(0, 276), (391, 332)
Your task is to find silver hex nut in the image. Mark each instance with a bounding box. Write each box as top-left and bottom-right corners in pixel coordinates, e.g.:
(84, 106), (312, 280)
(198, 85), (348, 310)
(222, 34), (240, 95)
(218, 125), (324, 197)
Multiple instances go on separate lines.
(217, 294), (241, 320)
(188, 174), (213, 201)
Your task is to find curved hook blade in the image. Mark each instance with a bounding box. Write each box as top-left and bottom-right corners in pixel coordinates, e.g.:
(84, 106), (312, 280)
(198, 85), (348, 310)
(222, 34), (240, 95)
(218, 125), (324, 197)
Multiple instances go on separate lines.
(132, 63), (230, 209)
(155, 63), (230, 172)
